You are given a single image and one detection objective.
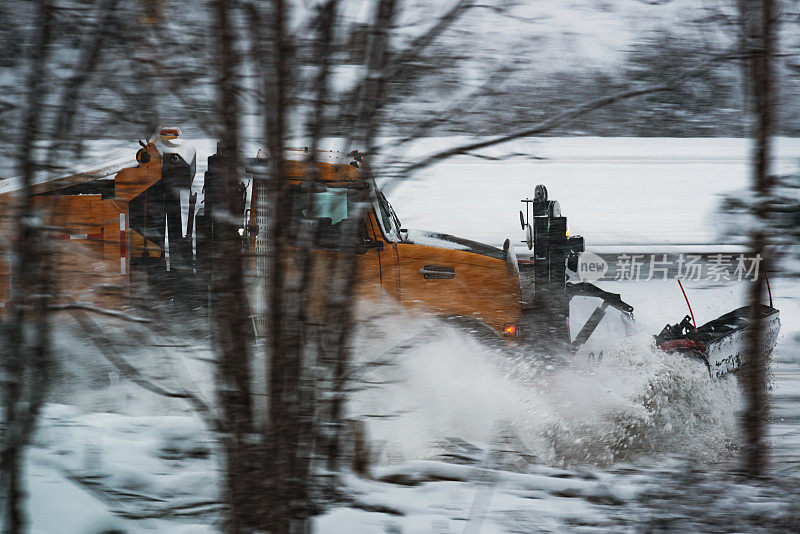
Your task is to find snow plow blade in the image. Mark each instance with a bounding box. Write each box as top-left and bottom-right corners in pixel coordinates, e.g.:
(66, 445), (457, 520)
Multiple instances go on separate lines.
(655, 304), (780, 379)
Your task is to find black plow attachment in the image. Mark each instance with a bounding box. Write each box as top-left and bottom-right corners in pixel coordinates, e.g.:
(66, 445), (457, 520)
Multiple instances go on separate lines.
(517, 185), (635, 354)
(515, 185), (781, 379)
(655, 304), (781, 379)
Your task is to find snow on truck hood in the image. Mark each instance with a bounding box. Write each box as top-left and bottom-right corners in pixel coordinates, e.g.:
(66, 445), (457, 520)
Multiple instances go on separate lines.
(402, 229), (506, 261)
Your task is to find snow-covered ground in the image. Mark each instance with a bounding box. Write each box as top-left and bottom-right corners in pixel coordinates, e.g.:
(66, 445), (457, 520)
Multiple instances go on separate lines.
(17, 137), (800, 532)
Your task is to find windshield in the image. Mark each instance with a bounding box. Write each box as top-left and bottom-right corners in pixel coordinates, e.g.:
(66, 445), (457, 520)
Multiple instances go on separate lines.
(307, 190), (349, 224)
(289, 184), (363, 248)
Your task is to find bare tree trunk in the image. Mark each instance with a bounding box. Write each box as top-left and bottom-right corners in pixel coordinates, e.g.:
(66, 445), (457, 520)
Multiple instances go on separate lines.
(260, 1), (300, 531)
(130, 5), (161, 135)
(294, 0), (340, 510)
(47, 0), (119, 166)
(212, 0), (258, 531)
(325, 0), (398, 473)
(0, 1), (53, 532)
(244, 0), (298, 529)
(739, 0), (776, 478)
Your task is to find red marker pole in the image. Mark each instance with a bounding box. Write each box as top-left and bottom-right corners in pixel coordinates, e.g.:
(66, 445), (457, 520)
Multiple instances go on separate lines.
(677, 279), (697, 332)
(120, 212), (127, 289)
(764, 268), (773, 308)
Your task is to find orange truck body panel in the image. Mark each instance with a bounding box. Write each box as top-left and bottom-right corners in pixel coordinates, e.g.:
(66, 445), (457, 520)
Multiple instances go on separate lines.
(0, 143), (163, 313)
(115, 144), (162, 202)
(392, 243), (520, 334)
(0, 142), (521, 337)
(283, 159), (362, 184)
(0, 193), (130, 310)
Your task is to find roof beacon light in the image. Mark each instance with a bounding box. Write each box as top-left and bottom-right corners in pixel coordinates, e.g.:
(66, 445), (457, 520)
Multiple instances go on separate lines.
(160, 127), (182, 140)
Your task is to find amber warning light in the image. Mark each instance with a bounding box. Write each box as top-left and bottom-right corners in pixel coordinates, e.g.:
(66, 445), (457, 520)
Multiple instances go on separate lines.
(160, 127), (182, 139)
(503, 323), (517, 337)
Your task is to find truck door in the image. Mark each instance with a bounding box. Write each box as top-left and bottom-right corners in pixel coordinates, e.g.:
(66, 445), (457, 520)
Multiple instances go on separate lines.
(278, 183), (386, 305)
(395, 241), (460, 313)
(353, 215), (383, 303)
(365, 208), (399, 302)
(393, 238), (520, 335)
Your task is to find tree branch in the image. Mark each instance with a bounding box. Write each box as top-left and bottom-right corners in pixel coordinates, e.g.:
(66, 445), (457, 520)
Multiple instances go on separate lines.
(398, 84), (671, 177)
(48, 303), (151, 323)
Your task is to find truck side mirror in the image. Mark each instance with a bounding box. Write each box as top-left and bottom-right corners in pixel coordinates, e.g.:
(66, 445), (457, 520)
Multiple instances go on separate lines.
(525, 224), (533, 250)
(357, 239), (384, 254)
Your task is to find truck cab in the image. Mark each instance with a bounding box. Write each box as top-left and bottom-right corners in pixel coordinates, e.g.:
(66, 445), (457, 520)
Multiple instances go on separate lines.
(234, 149), (523, 338)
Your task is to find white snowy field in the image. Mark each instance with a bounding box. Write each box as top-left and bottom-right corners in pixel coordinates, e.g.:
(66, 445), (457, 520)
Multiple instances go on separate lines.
(381, 136), (800, 248)
(14, 137), (800, 532)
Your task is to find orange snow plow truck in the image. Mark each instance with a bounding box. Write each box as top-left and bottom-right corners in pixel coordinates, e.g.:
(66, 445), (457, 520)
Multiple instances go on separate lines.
(0, 130), (634, 353)
(0, 128), (194, 312)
